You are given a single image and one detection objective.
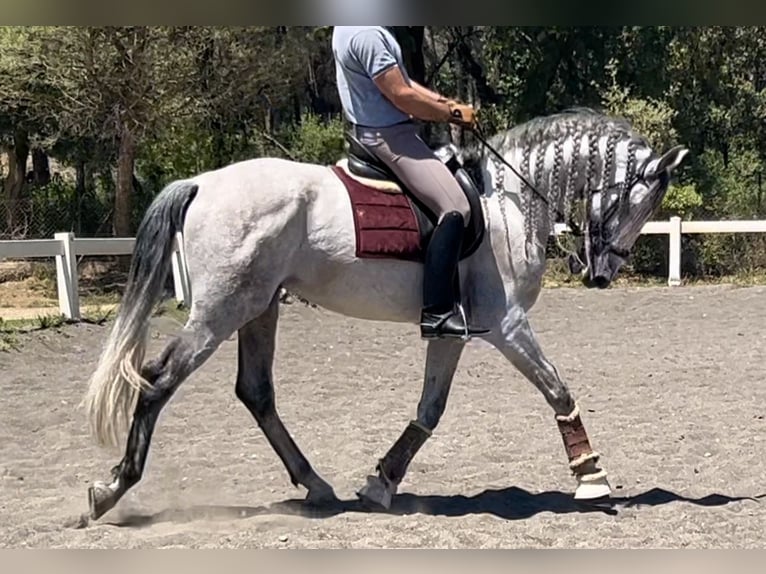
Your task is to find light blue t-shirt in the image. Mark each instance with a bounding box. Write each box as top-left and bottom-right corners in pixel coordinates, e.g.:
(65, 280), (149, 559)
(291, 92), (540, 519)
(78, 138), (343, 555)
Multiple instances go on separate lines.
(332, 26), (412, 128)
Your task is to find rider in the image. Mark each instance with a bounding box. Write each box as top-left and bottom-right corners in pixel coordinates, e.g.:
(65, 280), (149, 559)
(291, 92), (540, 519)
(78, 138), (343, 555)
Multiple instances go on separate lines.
(332, 26), (489, 340)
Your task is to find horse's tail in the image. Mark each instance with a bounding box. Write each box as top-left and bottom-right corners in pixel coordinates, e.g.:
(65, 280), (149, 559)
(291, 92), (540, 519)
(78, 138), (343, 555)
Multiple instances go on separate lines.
(82, 179), (199, 448)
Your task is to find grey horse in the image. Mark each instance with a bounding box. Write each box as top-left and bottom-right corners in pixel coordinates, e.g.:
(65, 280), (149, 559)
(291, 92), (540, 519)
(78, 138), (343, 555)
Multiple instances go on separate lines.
(82, 108), (688, 521)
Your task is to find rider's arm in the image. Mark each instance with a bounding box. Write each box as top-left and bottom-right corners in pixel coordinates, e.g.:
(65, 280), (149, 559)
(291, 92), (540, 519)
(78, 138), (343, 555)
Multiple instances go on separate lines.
(350, 29), (452, 123)
(373, 66), (453, 123)
(410, 80), (447, 103)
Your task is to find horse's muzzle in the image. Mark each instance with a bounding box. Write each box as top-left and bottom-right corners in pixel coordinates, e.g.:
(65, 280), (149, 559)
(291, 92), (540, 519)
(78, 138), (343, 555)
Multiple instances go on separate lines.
(585, 253), (617, 289)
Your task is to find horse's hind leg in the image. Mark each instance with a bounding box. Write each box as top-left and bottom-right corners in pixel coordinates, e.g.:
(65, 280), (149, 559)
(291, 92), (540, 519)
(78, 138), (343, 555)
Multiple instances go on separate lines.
(235, 293), (336, 504)
(357, 337), (465, 510)
(488, 310), (611, 500)
(88, 319), (225, 520)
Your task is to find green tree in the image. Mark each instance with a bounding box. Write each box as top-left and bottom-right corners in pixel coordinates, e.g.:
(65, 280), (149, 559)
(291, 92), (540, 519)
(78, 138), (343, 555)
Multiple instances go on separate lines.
(29, 26), (198, 236)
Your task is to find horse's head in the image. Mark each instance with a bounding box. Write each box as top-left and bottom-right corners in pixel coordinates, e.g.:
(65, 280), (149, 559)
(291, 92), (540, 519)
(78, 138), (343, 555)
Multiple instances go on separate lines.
(581, 143), (688, 289)
(446, 108), (689, 289)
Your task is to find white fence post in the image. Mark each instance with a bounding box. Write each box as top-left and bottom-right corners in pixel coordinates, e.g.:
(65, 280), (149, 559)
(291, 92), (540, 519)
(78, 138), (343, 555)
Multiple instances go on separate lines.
(54, 232), (80, 320)
(667, 216), (682, 287)
(171, 231), (191, 306)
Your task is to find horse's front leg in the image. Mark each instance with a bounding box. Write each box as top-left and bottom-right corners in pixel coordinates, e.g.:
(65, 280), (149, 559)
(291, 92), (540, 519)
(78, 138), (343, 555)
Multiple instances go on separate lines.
(488, 308), (611, 500)
(357, 337), (465, 510)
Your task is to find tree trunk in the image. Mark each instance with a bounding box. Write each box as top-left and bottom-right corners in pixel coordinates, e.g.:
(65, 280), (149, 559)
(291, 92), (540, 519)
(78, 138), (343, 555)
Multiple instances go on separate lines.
(453, 26), (500, 105)
(114, 123), (135, 237)
(75, 160), (86, 235)
(211, 116), (226, 168)
(3, 128), (30, 237)
(31, 147), (51, 187)
(391, 26), (426, 84)
(198, 35), (227, 169)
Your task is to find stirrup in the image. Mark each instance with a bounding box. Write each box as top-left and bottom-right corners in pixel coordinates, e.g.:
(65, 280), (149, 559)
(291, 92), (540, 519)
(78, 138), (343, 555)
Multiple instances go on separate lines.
(456, 302), (470, 340)
(419, 304), (489, 341)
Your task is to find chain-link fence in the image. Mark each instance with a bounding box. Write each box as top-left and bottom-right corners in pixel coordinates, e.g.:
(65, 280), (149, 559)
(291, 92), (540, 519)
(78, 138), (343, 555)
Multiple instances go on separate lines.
(0, 192), (114, 240)
(0, 190), (130, 313)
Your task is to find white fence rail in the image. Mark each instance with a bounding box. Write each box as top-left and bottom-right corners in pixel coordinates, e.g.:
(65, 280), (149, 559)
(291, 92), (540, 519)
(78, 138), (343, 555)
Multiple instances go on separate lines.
(0, 231), (190, 320)
(555, 216), (766, 286)
(2, 216), (766, 320)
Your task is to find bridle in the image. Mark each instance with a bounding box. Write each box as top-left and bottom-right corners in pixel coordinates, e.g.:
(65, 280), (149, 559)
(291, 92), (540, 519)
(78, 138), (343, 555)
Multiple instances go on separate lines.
(470, 123), (642, 269)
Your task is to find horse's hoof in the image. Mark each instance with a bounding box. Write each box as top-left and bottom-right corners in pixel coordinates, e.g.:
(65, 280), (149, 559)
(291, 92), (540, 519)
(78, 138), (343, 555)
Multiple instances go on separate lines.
(574, 470), (612, 500)
(88, 481), (119, 520)
(305, 480), (338, 506)
(356, 475), (394, 510)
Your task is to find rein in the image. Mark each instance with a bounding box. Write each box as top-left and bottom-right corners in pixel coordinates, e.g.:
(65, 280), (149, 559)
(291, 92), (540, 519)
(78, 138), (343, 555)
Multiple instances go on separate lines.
(471, 125), (584, 238)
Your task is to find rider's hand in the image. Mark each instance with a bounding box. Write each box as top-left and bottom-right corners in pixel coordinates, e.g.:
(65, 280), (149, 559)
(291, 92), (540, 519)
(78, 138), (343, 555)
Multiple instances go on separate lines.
(446, 101), (478, 131)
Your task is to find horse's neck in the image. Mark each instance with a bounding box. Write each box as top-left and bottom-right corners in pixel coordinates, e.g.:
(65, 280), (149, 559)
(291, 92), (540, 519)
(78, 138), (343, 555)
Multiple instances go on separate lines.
(481, 141), (573, 250)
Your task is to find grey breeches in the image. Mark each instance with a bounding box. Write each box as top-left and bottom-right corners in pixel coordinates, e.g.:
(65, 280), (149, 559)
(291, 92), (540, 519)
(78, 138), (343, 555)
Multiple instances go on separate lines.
(355, 122), (471, 227)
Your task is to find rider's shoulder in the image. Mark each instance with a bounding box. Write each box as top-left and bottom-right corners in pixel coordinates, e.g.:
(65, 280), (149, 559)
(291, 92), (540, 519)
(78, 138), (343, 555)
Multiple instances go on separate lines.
(335, 26), (393, 47)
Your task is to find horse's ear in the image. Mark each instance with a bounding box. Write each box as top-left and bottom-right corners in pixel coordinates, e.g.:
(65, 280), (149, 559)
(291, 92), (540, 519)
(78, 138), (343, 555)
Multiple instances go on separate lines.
(645, 145), (689, 179)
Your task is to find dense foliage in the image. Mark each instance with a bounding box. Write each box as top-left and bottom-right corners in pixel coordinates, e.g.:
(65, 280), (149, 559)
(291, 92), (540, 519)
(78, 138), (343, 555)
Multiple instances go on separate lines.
(2, 26), (765, 279)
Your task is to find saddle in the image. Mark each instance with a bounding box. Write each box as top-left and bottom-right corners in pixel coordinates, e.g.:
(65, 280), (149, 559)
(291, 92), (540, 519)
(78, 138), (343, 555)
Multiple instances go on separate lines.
(333, 132), (486, 262)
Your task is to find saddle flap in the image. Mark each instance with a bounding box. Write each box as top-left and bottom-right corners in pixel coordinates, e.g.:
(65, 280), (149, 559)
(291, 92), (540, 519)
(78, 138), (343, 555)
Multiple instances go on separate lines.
(347, 155), (392, 181)
(339, 130), (485, 260)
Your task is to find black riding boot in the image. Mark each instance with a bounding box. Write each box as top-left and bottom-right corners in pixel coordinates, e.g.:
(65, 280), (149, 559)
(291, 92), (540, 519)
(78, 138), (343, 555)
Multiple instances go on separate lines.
(420, 211), (490, 339)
